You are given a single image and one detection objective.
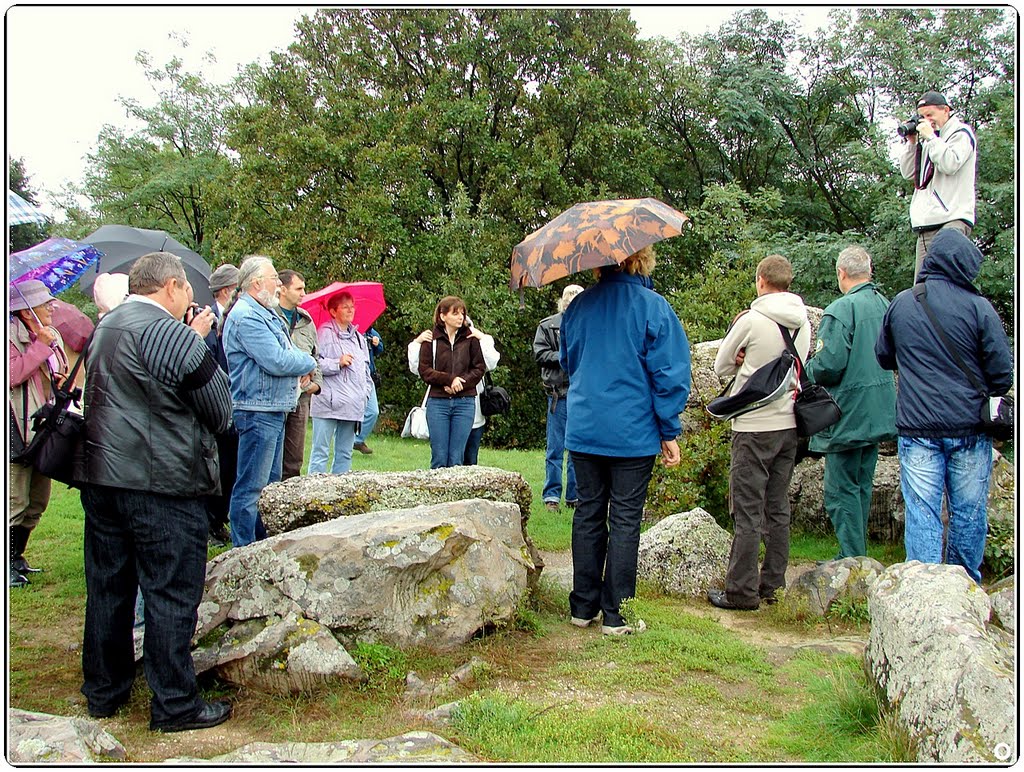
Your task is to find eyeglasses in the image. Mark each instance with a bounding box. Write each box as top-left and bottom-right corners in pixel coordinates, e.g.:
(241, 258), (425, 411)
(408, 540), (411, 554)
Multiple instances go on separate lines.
(337, 304), (355, 311)
(259, 273), (280, 283)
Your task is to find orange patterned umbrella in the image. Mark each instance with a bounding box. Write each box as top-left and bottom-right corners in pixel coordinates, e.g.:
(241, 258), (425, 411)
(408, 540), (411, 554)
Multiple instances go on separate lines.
(509, 197), (689, 290)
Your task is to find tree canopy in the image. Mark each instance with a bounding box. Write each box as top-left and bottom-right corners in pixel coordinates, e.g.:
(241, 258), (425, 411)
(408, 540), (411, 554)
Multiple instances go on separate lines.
(65, 8), (1016, 447)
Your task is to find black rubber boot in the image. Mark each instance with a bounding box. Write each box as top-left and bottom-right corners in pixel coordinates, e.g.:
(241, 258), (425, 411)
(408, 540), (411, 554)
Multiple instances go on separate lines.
(11, 525), (41, 574)
(9, 528), (29, 588)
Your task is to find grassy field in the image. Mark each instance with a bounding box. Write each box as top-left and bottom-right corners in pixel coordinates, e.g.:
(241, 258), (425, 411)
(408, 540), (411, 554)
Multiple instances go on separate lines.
(8, 431), (912, 763)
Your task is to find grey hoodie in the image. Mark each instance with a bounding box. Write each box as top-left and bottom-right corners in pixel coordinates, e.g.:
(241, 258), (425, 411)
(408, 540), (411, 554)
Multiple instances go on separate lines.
(715, 291), (811, 433)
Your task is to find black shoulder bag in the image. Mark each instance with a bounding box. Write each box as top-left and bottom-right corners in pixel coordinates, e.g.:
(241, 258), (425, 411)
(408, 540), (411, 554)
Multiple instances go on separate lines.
(14, 335), (92, 486)
(479, 371), (511, 417)
(913, 284), (1014, 441)
(779, 324), (842, 437)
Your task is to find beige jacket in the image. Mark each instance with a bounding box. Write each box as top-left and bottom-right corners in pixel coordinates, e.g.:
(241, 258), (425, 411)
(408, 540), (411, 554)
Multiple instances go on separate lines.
(714, 291), (811, 433)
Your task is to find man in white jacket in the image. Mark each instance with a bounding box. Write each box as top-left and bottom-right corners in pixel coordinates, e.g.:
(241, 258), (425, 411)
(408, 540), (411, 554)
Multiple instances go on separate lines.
(898, 90), (977, 281)
(708, 255), (810, 611)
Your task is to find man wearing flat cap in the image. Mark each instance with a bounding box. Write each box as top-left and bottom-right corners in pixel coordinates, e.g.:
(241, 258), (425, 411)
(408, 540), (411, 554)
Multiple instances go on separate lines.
(9, 280), (69, 587)
(899, 90), (977, 281)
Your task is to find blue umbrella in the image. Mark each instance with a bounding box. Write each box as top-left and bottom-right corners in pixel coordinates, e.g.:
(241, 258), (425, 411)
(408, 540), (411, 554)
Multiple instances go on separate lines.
(7, 190), (47, 226)
(10, 237), (101, 295)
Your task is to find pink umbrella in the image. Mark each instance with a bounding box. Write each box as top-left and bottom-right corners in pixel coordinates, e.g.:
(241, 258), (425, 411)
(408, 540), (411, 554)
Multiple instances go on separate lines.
(300, 281), (386, 331)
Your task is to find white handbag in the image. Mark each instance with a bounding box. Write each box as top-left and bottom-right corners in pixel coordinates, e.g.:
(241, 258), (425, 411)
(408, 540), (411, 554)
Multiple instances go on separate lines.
(401, 387), (430, 440)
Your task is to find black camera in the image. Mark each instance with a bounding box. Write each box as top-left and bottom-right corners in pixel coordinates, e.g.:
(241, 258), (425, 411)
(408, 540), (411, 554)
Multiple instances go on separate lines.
(897, 115), (922, 138)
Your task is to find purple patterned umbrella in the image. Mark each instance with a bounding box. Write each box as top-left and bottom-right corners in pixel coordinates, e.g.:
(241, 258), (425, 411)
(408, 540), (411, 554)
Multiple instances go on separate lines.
(9, 237), (102, 295)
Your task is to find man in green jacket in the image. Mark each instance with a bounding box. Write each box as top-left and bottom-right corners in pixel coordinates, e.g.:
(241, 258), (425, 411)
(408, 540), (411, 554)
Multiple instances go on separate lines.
(807, 246), (897, 559)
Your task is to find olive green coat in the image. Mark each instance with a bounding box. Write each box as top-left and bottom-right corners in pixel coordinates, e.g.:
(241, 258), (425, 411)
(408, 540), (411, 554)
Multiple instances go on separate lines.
(806, 281), (896, 453)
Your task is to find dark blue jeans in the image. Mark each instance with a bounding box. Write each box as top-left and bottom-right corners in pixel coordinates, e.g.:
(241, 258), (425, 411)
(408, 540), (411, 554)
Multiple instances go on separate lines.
(80, 484), (208, 726)
(425, 396), (475, 468)
(230, 409), (285, 546)
(569, 452), (656, 628)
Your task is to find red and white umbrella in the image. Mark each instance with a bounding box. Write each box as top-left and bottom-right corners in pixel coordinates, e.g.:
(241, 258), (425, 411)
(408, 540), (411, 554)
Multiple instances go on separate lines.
(300, 281), (386, 331)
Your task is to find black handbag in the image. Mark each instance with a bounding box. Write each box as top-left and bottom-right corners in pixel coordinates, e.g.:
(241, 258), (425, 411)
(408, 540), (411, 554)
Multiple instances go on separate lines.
(913, 284), (1014, 441)
(14, 336), (91, 486)
(479, 372), (511, 417)
(779, 325), (842, 438)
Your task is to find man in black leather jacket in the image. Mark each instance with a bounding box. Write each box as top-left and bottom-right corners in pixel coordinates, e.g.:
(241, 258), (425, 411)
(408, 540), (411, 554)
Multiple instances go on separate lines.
(77, 251), (235, 733)
(532, 284), (583, 511)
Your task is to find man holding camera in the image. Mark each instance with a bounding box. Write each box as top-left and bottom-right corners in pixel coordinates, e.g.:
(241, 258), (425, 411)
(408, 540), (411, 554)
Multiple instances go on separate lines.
(898, 90), (977, 282)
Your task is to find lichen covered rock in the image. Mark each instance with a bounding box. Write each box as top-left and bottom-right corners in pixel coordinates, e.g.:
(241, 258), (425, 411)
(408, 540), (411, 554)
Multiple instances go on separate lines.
(165, 731), (478, 763)
(637, 508), (731, 597)
(865, 561), (1016, 762)
(258, 467), (542, 588)
(8, 709), (126, 763)
(784, 556), (884, 616)
(194, 499), (530, 693)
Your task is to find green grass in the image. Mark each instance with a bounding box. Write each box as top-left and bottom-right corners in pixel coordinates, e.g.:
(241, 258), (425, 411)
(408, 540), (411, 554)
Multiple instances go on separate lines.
(10, 429), (914, 763)
(789, 531), (906, 565)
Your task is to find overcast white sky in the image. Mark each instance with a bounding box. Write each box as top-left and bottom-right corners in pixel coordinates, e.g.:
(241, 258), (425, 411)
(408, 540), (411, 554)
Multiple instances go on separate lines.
(5, 5), (837, 218)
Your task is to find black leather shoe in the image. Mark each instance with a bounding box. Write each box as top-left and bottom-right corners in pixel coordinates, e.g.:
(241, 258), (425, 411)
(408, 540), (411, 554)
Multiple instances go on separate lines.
(9, 564), (29, 588)
(707, 589), (758, 611)
(151, 699), (232, 732)
(88, 700), (128, 719)
(760, 595), (779, 606)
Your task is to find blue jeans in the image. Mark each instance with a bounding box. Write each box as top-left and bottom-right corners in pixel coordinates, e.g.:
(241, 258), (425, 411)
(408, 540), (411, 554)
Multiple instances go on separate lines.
(229, 409), (285, 547)
(308, 418), (358, 474)
(425, 396), (475, 468)
(569, 452), (656, 628)
(80, 485), (208, 725)
(899, 435), (992, 583)
(464, 423), (485, 465)
(543, 395), (577, 503)
(354, 387), (379, 445)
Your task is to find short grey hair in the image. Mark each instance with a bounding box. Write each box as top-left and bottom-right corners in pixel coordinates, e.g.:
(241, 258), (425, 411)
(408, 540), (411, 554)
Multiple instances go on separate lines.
(558, 284), (584, 312)
(836, 246), (872, 279)
(128, 252), (187, 296)
(238, 255), (275, 290)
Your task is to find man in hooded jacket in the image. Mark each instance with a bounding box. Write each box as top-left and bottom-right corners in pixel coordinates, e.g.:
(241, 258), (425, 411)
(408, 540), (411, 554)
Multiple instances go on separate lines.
(709, 255), (811, 611)
(875, 229), (1012, 583)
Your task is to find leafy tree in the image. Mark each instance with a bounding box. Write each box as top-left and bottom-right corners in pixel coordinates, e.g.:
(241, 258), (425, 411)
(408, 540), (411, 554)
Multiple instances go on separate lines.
(80, 40), (234, 257)
(8, 157), (49, 253)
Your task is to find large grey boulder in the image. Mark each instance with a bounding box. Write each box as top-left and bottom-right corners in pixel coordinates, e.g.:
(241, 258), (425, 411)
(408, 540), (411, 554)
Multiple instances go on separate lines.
(637, 508), (731, 597)
(788, 454), (904, 542)
(784, 556), (885, 616)
(258, 467), (543, 588)
(988, 451), (1015, 525)
(8, 709), (126, 763)
(165, 731), (478, 763)
(194, 499), (530, 692)
(865, 561), (1016, 763)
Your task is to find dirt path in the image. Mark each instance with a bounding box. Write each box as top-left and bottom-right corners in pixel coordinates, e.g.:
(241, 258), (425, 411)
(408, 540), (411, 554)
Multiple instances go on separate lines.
(538, 549), (868, 660)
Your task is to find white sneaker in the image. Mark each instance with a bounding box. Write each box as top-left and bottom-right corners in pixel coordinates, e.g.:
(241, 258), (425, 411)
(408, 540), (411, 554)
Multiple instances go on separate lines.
(570, 614), (601, 628)
(601, 618), (647, 636)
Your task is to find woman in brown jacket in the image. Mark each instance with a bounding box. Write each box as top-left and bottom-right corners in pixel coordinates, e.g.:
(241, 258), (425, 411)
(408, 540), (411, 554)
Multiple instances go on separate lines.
(416, 296), (485, 468)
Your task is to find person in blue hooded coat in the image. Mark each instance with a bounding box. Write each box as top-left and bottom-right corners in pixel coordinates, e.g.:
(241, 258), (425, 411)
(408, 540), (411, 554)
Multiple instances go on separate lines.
(875, 229), (1012, 583)
(559, 245), (691, 635)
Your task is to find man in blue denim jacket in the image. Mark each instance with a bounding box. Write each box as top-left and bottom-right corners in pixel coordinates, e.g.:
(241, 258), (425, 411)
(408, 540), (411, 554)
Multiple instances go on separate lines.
(222, 256), (316, 547)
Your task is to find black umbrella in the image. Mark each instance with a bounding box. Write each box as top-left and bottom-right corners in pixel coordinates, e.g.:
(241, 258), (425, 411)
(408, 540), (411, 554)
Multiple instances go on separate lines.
(78, 225), (214, 307)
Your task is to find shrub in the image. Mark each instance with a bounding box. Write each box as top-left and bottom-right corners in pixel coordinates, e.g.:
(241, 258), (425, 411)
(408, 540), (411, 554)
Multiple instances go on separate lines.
(983, 518), (1014, 581)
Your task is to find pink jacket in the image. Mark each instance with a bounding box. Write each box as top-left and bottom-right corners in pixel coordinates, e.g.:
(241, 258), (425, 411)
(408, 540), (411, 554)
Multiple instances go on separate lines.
(9, 318), (67, 443)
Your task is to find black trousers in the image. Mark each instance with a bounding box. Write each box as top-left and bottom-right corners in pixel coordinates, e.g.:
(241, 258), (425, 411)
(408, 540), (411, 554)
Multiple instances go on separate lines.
(569, 452), (656, 628)
(80, 484), (208, 725)
(206, 429), (238, 533)
(724, 429), (798, 607)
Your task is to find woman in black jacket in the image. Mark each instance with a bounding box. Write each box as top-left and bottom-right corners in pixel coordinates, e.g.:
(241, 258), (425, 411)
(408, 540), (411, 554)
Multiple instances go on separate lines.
(417, 296), (486, 468)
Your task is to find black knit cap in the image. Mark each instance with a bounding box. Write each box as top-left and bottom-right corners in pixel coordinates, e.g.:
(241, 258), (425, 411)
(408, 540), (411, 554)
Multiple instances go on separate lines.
(917, 91), (950, 108)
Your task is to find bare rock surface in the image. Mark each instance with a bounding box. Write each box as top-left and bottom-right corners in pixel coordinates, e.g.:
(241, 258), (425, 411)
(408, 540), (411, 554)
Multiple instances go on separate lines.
(637, 508), (731, 597)
(865, 561), (1016, 763)
(164, 731), (478, 763)
(193, 499), (531, 692)
(258, 466), (542, 587)
(783, 556), (885, 616)
(987, 576), (1015, 634)
(8, 709), (127, 763)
